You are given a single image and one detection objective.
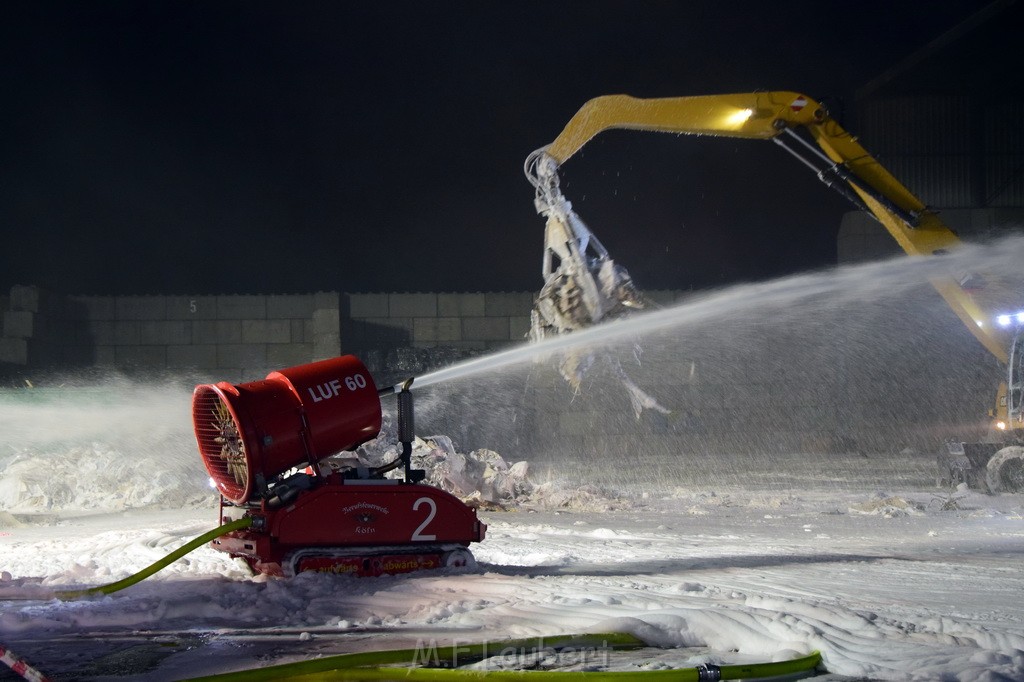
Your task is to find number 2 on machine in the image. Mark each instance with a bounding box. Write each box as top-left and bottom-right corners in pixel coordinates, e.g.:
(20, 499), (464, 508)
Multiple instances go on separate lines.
(411, 497), (437, 541)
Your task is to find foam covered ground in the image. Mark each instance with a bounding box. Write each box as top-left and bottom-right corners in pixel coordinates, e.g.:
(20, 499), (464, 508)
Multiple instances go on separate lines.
(3, 471), (1024, 680)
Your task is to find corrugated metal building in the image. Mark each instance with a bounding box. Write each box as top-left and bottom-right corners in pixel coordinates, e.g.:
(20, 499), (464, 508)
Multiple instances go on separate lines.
(839, 0), (1024, 262)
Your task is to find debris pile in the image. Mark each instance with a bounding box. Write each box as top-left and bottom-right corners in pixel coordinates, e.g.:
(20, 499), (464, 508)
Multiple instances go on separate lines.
(848, 493), (924, 518)
(352, 413), (626, 511)
(351, 414), (532, 508)
(0, 444), (210, 514)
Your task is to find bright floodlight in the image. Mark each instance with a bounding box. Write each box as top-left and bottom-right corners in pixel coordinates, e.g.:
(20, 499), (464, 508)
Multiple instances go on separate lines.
(725, 108), (753, 127)
(996, 311), (1024, 327)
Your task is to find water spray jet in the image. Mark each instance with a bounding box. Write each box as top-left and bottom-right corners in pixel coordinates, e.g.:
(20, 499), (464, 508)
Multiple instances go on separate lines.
(415, 239), (1024, 393)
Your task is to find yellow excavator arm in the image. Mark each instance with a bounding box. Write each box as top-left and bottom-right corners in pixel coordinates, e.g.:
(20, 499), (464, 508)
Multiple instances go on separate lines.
(533, 91), (1010, 365)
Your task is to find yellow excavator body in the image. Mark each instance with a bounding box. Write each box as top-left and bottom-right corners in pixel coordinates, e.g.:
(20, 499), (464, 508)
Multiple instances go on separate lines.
(528, 91), (1020, 439)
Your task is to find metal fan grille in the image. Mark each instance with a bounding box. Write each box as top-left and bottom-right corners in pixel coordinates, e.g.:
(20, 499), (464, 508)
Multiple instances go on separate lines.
(193, 387), (249, 502)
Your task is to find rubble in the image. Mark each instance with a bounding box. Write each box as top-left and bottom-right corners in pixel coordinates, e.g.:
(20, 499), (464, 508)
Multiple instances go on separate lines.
(351, 413), (625, 511)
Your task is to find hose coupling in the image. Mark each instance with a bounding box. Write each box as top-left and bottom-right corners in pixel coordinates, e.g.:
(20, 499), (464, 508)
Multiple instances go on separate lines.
(696, 663), (722, 682)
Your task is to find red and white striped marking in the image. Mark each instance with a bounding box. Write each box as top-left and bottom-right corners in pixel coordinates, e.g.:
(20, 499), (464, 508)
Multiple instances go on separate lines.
(790, 96), (808, 112)
(0, 644), (51, 682)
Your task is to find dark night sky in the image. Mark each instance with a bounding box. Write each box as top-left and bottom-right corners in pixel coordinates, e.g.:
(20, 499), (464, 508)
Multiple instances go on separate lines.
(0, 1), (989, 296)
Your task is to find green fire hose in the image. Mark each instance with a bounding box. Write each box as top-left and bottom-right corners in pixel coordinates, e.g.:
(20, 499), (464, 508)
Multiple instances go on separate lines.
(6, 518), (822, 681)
(54, 516), (253, 600)
(2, 518), (255, 680)
(183, 634), (822, 681)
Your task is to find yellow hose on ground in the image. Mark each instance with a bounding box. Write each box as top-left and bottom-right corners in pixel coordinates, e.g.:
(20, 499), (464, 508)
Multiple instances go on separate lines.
(55, 516), (253, 600)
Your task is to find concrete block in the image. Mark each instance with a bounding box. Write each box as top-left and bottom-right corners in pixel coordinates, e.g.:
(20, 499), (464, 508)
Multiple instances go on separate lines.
(19, 340), (57, 366)
(242, 319), (292, 344)
(389, 293), (437, 318)
(414, 317), (461, 343)
(267, 294), (316, 319)
(672, 290), (695, 305)
(558, 411), (601, 436)
(167, 344), (218, 369)
(240, 368), (271, 382)
(166, 295), (219, 320)
(769, 381), (825, 407)
(438, 293), (485, 317)
(63, 296), (112, 320)
(191, 320), (216, 345)
(94, 345), (116, 366)
(484, 339), (517, 351)
(314, 291), (339, 308)
(866, 235), (901, 259)
(838, 210), (907, 264)
(215, 320), (243, 344)
(116, 296), (167, 320)
(313, 333), (341, 360)
(140, 320), (192, 345)
(787, 404), (835, 429)
(60, 344), (93, 366)
(0, 337), (28, 364)
(63, 320), (89, 346)
(85, 320), (115, 345)
(267, 342), (314, 367)
(203, 369), (239, 383)
(508, 315), (531, 341)
(347, 293), (389, 318)
(217, 295), (266, 320)
(217, 344), (267, 369)
(192, 320), (242, 344)
(3, 310), (41, 338)
(836, 233), (867, 264)
(484, 292), (533, 317)
(10, 285), (43, 313)
(290, 319), (306, 343)
(303, 319), (316, 343)
(365, 317), (413, 335)
(462, 317), (509, 341)
(113, 321), (140, 345)
(313, 308), (340, 335)
(643, 290), (678, 306)
(115, 345), (166, 368)
(450, 340), (487, 351)
(686, 385), (727, 409)
(433, 317), (465, 342)
(529, 404), (562, 432)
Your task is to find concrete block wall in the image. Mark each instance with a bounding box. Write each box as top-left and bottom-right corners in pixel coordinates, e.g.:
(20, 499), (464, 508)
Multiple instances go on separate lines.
(0, 285), (64, 367)
(0, 287), (342, 382)
(341, 290), (692, 358)
(3, 277), (999, 462)
(74, 292), (341, 381)
(342, 292), (534, 354)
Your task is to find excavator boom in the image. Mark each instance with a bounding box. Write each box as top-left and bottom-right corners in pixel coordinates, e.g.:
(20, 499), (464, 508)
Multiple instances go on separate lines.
(532, 91), (1011, 364)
